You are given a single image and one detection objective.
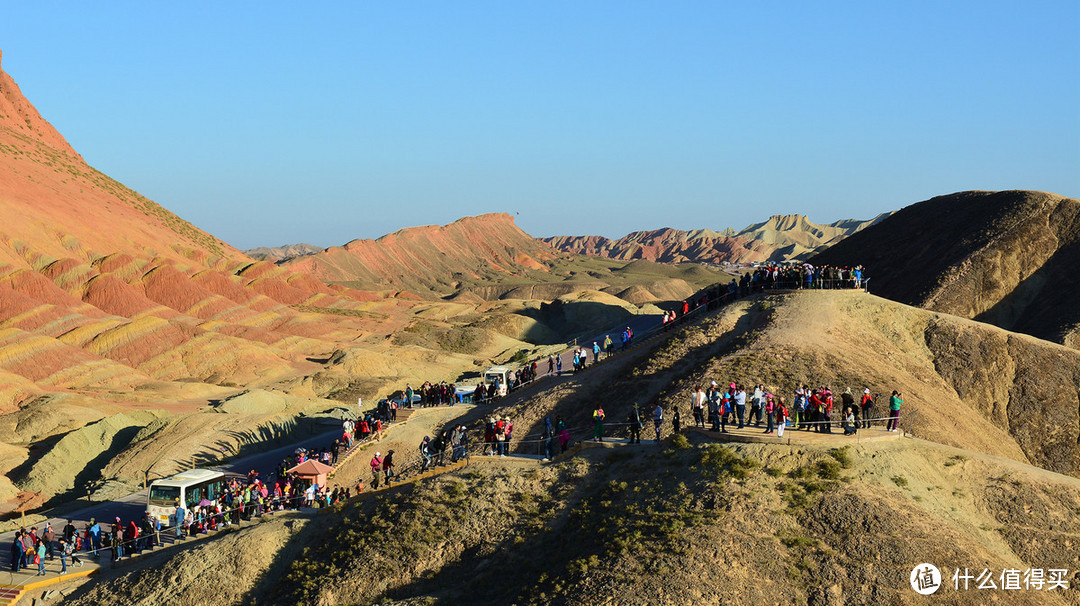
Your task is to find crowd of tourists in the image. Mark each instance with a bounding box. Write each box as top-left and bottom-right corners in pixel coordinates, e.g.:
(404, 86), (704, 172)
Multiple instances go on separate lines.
(404, 381), (461, 407)
(558, 335), (610, 375)
(732, 263), (866, 293)
(9, 432), (378, 575)
(364, 421), (473, 492)
(681, 263), (869, 322)
(683, 381), (902, 437)
(556, 380), (901, 449)
(9, 522), (83, 575)
(388, 327), (636, 409)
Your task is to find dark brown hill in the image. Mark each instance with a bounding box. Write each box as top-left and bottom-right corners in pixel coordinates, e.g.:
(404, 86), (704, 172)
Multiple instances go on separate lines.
(811, 190), (1080, 348)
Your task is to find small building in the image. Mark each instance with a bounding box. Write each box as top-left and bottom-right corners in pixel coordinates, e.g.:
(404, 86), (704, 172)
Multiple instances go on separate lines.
(287, 459), (334, 489)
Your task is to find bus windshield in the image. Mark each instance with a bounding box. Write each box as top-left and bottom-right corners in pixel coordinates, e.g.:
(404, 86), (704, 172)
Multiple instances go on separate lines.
(149, 485), (180, 505)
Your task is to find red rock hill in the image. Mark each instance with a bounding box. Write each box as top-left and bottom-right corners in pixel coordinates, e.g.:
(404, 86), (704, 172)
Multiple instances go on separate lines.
(282, 213), (556, 293)
(0, 50), (392, 414)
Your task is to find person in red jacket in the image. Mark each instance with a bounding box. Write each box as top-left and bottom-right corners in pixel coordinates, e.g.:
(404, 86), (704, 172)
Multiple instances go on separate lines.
(369, 452), (383, 489)
(808, 390), (825, 433)
(823, 388), (834, 434)
(860, 388), (874, 429)
(127, 520), (140, 554)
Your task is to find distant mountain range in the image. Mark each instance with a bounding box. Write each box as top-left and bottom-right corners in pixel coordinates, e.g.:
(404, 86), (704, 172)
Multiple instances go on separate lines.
(244, 214), (732, 303)
(245, 243), (323, 262)
(541, 213), (891, 265)
(248, 213), (891, 284)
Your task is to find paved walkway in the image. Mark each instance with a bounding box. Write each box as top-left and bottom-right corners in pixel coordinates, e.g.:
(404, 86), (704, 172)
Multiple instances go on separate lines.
(687, 424), (902, 445)
(0, 410), (438, 605)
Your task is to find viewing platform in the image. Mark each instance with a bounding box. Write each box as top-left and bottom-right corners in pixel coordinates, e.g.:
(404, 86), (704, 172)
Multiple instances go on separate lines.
(688, 424), (902, 445)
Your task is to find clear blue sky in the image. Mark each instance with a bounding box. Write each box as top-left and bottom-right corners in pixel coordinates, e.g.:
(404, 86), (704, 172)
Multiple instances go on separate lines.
(3, 1), (1078, 249)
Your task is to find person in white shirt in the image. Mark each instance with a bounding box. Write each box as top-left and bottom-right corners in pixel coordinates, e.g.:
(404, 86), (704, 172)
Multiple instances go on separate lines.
(734, 386), (747, 429)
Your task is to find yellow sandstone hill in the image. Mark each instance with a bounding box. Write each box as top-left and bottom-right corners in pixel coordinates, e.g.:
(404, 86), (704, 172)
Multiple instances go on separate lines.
(61, 289), (1080, 606)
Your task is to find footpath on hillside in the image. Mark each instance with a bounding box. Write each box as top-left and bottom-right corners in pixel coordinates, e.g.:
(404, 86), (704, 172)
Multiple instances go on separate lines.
(3, 283), (887, 604)
(0, 404), (470, 605)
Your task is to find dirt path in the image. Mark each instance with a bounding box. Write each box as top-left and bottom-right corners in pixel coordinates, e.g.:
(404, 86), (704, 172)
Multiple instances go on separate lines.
(329, 406), (475, 490)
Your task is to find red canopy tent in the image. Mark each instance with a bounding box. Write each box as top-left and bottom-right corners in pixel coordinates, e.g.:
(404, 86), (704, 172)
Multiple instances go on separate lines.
(287, 459), (334, 488)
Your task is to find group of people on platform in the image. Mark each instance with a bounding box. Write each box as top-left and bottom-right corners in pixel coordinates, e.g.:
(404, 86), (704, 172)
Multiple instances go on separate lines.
(684, 381), (901, 437)
(9, 521), (83, 575)
(733, 263), (865, 294)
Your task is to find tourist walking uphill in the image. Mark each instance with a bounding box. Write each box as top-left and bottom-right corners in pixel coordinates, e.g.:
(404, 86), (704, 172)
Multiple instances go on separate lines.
(593, 405), (606, 442)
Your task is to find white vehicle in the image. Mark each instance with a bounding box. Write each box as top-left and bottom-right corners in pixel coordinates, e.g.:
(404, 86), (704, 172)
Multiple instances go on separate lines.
(484, 366), (511, 397)
(147, 468), (226, 527)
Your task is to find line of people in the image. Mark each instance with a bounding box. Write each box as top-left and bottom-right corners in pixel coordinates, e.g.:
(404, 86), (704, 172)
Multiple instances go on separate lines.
(687, 382), (902, 436)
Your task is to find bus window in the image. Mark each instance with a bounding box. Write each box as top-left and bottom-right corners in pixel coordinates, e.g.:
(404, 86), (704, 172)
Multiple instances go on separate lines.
(149, 485), (180, 505)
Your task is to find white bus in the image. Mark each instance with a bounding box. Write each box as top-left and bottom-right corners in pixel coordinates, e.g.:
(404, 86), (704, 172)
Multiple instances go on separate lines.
(147, 469), (226, 527)
(484, 366), (511, 397)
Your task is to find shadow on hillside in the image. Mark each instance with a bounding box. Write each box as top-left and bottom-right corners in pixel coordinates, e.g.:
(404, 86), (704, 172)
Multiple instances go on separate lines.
(211, 417), (338, 465)
(124, 419), (340, 488)
(241, 452), (620, 606)
(974, 239), (1080, 342)
(515, 300), (634, 345)
(516, 299), (762, 443)
(8, 425), (144, 509)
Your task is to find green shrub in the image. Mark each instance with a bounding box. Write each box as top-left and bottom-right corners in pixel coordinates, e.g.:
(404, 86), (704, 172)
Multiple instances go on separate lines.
(670, 433), (691, 450)
(781, 534), (816, 549)
(816, 458), (842, 480)
(827, 447), (853, 469)
(891, 475), (909, 488)
(943, 455), (967, 467)
(698, 445), (759, 480)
